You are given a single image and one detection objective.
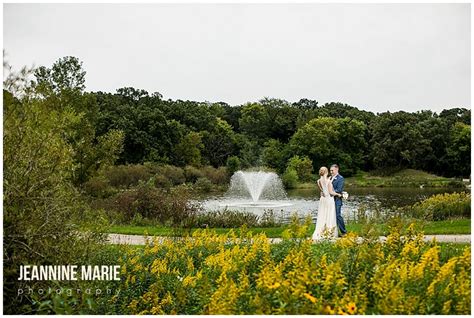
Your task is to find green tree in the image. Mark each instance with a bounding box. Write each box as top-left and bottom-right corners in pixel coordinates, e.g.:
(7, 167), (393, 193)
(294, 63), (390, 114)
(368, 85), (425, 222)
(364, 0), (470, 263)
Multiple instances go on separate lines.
(260, 97), (299, 141)
(282, 167), (299, 189)
(201, 118), (237, 167)
(289, 117), (366, 176)
(261, 139), (286, 173)
(226, 156), (241, 177)
(236, 135), (262, 168)
(174, 131), (204, 167)
(33, 57), (124, 184)
(287, 155), (313, 182)
(370, 111), (430, 170)
(3, 64), (106, 314)
(445, 123), (471, 177)
(239, 102), (270, 140)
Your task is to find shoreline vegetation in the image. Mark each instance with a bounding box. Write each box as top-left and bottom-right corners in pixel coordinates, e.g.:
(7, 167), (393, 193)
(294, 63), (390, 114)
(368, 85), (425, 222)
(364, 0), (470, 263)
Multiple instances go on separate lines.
(294, 169), (468, 189)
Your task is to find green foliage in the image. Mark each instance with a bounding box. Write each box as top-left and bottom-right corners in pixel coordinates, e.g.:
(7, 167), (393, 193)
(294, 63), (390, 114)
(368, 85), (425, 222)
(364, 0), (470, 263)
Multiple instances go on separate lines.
(31, 56), (467, 178)
(201, 118), (237, 167)
(445, 123), (471, 177)
(199, 165), (229, 185)
(289, 117), (366, 176)
(237, 136), (262, 168)
(407, 192), (471, 221)
(194, 210), (259, 228)
(193, 209), (282, 228)
(184, 165), (205, 183)
(34, 56), (86, 95)
(107, 181), (200, 226)
(33, 57), (125, 184)
(103, 164), (153, 188)
(261, 139), (287, 173)
(239, 102), (270, 140)
(287, 155), (313, 181)
(345, 169), (463, 188)
(3, 63), (107, 314)
(368, 110), (470, 177)
(82, 176), (116, 198)
(226, 156), (241, 177)
(282, 167), (299, 189)
(156, 165), (186, 186)
(174, 131), (204, 167)
(194, 177), (213, 193)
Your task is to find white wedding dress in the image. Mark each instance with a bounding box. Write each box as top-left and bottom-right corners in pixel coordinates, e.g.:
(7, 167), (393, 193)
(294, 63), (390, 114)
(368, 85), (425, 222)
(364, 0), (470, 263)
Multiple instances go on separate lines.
(312, 177), (338, 240)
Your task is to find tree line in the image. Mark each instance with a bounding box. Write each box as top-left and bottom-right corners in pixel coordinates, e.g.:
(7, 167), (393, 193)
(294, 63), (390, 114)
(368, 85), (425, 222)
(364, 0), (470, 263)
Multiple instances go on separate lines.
(8, 56), (471, 182)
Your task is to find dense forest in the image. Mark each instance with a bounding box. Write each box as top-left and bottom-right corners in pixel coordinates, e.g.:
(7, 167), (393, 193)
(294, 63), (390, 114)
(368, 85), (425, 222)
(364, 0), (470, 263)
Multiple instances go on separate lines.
(7, 56), (472, 183)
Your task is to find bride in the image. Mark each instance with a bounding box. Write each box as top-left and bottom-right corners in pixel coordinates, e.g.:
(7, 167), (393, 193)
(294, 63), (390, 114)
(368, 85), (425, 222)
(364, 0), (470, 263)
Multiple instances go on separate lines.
(312, 166), (341, 241)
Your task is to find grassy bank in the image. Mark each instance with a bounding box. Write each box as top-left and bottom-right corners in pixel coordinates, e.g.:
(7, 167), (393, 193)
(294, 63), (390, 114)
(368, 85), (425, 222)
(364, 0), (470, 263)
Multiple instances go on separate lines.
(294, 169), (466, 189)
(345, 169), (465, 188)
(106, 218), (470, 238)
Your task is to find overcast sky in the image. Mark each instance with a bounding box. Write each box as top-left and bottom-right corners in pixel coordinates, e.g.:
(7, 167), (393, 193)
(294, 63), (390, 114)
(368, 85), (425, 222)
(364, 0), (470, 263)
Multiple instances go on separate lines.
(4, 3), (471, 113)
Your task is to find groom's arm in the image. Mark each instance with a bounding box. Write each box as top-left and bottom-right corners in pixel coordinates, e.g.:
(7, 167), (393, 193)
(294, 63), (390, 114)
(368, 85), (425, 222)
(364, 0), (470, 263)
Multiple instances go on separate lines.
(334, 177), (344, 194)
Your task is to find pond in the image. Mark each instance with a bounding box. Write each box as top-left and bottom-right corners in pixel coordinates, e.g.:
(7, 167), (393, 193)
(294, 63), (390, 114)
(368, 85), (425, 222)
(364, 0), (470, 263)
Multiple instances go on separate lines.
(197, 186), (461, 223)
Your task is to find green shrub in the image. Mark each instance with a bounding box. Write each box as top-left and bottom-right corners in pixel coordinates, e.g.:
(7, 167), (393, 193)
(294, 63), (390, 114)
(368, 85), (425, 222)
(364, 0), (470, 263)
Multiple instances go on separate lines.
(82, 176), (116, 198)
(104, 164), (152, 188)
(282, 167), (299, 189)
(192, 209), (283, 228)
(110, 181), (200, 226)
(287, 155), (313, 181)
(184, 165), (204, 183)
(154, 174), (172, 189)
(4, 77), (108, 313)
(226, 156), (241, 176)
(194, 209), (260, 228)
(259, 209), (281, 227)
(156, 164), (186, 185)
(194, 177), (213, 193)
(201, 165), (229, 185)
(409, 192), (471, 221)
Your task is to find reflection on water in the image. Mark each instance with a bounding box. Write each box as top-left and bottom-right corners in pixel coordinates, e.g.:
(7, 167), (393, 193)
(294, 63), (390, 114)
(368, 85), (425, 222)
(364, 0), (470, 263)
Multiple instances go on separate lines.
(198, 187), (460, 223)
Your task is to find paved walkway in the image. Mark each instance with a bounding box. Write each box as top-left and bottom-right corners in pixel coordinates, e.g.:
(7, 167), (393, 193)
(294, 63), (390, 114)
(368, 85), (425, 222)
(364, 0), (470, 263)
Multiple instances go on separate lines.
(107, 233), (471, 245)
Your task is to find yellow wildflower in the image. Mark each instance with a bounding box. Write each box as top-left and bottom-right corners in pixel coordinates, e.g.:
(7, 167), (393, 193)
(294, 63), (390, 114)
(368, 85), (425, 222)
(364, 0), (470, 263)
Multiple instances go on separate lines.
(303, 292), (317, 303)
(338, 307), (348, 315)
(268, 282), (281, 289)
(324, 305), (335, 314)
(346, 302), (357, 314)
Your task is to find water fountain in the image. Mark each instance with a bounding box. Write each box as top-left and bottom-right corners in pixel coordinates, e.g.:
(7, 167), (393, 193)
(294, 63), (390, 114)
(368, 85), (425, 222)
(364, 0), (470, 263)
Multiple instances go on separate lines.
(199, 170), (341, 222)
(227, 171), (287, 202)
(218, 170), (293, 209)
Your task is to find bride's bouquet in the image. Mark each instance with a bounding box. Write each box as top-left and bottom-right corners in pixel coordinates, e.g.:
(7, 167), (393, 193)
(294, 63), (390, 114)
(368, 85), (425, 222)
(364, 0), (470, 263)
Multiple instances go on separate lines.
(342, 191), (349, 199)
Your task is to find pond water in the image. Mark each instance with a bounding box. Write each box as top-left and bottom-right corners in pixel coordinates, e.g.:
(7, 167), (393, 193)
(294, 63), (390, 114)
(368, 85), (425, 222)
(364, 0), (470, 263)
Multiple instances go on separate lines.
(197, 187), (460, 223)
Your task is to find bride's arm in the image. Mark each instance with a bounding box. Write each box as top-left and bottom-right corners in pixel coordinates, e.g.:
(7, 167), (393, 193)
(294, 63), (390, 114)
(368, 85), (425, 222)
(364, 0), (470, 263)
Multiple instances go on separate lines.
(328, 181), (341, 197)
(317, 180), (325, 197)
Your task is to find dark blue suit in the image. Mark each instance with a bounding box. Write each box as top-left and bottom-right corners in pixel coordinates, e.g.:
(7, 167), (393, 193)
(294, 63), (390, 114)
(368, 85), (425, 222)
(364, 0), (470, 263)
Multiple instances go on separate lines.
(332, 174), (347, 235)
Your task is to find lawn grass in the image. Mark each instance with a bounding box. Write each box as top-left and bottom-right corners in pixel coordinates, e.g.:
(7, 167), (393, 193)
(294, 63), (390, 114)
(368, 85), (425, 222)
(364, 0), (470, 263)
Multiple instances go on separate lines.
(106, 218), (471, 238)
(346, 219), (471, 235)
(343, 169), (465, 188)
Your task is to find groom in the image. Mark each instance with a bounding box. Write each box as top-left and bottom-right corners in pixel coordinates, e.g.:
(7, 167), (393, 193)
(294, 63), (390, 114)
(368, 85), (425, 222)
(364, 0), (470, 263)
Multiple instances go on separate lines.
(330, 164), (347, 236)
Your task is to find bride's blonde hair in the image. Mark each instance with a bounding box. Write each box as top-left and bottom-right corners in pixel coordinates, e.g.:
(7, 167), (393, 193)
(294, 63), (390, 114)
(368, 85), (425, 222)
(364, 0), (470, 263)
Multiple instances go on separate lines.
(319, 166), (328, 177)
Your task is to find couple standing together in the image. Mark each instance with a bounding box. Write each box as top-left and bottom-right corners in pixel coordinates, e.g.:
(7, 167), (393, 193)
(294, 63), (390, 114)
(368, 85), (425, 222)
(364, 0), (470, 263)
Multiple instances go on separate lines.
(312, 164), (347, 240)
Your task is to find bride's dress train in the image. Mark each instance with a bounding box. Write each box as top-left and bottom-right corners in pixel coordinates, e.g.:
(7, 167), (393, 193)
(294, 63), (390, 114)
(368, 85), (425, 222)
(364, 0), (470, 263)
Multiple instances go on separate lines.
(312, 178), (338, 240)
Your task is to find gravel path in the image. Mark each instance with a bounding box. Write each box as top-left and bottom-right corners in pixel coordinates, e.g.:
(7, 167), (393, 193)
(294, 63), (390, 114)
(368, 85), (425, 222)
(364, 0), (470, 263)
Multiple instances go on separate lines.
(107, 233), (471, 245)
